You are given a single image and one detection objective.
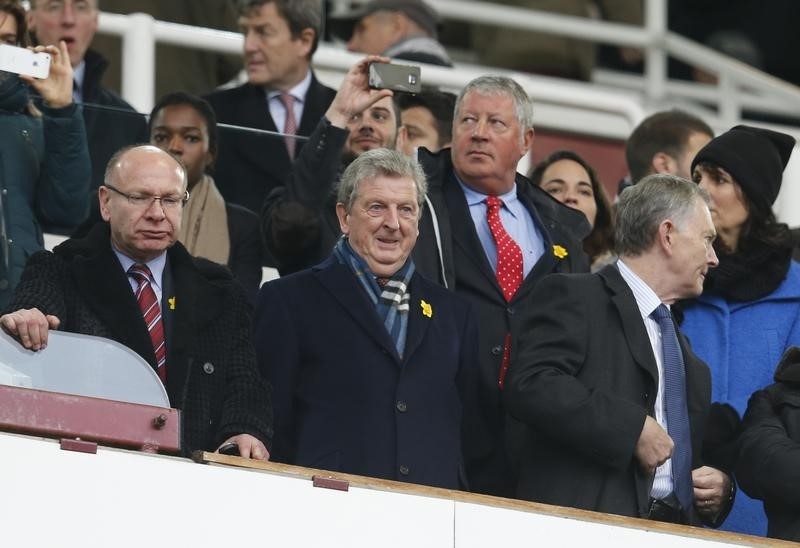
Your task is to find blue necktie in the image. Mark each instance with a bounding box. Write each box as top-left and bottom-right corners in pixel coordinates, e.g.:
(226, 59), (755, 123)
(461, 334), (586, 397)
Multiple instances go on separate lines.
(652, 304), (693, 512)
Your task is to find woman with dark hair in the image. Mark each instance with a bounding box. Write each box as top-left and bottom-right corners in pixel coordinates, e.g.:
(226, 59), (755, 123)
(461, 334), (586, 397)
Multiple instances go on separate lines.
(0, 0), (90, 308)
(681, 125), (800, 537)
(529, 150), (615, 270)
(148, 91), (262, 300)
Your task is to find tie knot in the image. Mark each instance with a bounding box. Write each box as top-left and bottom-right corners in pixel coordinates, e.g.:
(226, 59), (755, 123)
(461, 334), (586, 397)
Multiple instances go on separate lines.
(278, 92), (295, 109)
(128, 263), (153, 284)
(486, 195), (503, 211)
(651, 304), (672, 323)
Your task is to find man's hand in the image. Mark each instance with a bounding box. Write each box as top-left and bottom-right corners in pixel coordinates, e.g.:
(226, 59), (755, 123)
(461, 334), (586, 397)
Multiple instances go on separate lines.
(21, 40), (73, 109)
(325, 55), (394, 128)
(216, 434), (270, 461)
(634, 415), (674, 474)
(693, 466), (732, 518)
(0, 308), (60, 351)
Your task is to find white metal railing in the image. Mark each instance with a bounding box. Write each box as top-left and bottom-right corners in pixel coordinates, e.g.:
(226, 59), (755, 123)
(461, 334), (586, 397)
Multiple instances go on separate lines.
(97, 0), (800, 132)
(96, 12), (644, 136)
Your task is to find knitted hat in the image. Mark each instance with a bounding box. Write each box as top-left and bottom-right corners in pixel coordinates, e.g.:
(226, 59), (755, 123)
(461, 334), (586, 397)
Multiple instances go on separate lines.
(691, 124), (795, 210)
(329, 0), (440, 41)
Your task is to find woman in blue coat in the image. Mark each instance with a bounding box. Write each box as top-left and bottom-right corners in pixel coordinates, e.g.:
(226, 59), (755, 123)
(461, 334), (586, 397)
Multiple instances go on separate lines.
(0, 1), (90, 308)
(682, 125), (800, 537)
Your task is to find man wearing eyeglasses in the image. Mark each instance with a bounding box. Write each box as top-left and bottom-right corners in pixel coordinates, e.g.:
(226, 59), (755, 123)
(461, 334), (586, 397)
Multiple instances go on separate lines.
(0, 145), (273, 460)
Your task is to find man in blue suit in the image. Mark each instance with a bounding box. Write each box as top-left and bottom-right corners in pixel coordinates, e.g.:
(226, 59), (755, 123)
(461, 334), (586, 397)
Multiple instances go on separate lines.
(253, 148), (481, 489)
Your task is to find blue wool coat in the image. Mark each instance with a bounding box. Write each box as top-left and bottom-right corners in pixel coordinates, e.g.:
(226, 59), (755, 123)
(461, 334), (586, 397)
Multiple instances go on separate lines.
(0, 76), (90, 308)
(682, 261), (800, 537)
(253, 256), (482, 489)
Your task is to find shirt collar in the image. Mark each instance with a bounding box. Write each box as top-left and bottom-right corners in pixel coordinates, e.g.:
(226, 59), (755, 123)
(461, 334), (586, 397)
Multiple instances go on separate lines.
(456, 175), (520, 216)
(72, 60), (86, 96)
(266, 69), (312, 103)
(617, 259), (665, 318)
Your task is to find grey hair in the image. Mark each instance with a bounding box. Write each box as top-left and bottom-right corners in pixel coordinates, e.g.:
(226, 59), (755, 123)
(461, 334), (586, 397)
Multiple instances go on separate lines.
(337, 148), (427, 213)
(455, 75), (534, 136)
(615, 173), (710, 257)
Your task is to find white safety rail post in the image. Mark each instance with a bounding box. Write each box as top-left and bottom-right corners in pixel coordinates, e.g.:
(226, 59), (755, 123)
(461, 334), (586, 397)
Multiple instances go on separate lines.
(643, 0), (667, 103)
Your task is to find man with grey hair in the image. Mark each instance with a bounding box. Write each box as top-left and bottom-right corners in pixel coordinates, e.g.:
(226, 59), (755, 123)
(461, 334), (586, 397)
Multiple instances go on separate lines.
(205, 0), (336, 220)
(505, 175), (733, 526)
(253, 148), (481, 489)
(412, 74), (591, 497)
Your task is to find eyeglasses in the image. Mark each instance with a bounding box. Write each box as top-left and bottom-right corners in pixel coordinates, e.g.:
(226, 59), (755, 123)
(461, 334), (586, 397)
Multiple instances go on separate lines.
(105, 183), (189, 210)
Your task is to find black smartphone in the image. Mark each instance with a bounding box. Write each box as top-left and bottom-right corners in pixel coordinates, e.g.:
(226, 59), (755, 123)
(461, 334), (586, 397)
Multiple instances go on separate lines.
(368, 63), (422, 94)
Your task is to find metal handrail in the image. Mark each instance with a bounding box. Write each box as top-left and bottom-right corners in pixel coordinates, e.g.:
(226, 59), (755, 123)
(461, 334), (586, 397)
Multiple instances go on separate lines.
(97, 0), (800, 130)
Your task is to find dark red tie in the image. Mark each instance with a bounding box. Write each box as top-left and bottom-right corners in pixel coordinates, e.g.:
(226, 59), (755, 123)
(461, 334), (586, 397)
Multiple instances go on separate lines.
(279, 92), (297, 159)
(128, 264), (167, 384)
(486, 196), (523, 389)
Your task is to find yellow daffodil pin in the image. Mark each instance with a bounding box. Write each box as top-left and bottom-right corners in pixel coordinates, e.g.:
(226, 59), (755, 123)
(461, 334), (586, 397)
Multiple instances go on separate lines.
(553, 244), (568, 259)
(168, 296), (176, 310)
(420, 300), (433, 318)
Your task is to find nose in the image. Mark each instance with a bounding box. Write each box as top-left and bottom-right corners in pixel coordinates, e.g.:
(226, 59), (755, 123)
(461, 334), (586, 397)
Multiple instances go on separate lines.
(383, 206), (400, 230)
(243, 30), (258, 53)
(471, 119), (488, 140)
(61, 2), (76, 24)
(167, 135), (183, 155)
(707, 243), (719, 268)
(144, 197), (167, 219)
(562, 188), (579, 206)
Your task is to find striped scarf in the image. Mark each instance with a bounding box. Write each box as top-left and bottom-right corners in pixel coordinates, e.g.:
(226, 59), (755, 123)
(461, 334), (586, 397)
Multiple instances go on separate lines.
(333, 237), (414, 358)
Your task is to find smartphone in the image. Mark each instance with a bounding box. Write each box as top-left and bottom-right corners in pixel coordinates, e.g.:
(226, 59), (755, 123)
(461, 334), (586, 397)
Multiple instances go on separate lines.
(368, 63), (421, 94)
(0, 44), (51, 79)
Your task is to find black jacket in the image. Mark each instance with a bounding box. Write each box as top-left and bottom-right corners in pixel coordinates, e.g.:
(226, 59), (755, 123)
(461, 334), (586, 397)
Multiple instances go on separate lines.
(6, 223), (273, 455)
(204, 75), (336, 215)
(738, 346), (800, 541)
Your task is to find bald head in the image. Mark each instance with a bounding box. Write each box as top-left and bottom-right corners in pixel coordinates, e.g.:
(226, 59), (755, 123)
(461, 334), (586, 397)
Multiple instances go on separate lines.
(100, 145), (188, 262)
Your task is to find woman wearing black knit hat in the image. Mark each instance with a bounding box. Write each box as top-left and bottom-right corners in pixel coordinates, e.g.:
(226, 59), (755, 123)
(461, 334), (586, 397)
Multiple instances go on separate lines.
(681, 124), (799, 538)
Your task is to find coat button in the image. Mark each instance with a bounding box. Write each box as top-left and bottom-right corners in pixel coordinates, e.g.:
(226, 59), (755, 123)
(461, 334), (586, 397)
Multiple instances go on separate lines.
(396, 401), (407, 413)
(490, 345), (502, 356)
(203, 362), (215, 374)
(399, 465), (409, 476)
(643, 393), (649, 401)
(1, 188), (6, 195)
(506, 307), (515, 315)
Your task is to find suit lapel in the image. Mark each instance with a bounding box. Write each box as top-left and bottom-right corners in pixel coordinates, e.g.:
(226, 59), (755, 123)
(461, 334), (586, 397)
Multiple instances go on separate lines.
(167, 245), (228, 399)
(315, 259), (401, 362)
(442, 172), (501, 293)
(600, 265), (659, 387)
(401, 275), (432, 365)
(71, 237), (157, 368)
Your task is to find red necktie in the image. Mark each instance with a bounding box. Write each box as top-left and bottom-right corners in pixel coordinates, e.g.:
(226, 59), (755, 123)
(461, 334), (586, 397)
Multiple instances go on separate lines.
(485, 196), (523, 389)
(279, 92), (297, 159)
(128, 264), (167, 384)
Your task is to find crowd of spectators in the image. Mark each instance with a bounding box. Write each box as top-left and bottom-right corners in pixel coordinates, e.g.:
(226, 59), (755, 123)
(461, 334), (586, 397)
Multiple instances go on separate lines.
(2, 0), (800, 542)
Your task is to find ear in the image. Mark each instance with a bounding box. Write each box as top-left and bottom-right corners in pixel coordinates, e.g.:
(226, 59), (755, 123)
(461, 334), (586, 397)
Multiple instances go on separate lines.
(395, 125), (410, 155)
(651, 152), (677, 175)
(25, 10), (36, 32)
(335, 202), (350, 235)
(296, 28), (315, 58)
(520, 127), (535, 156)
(657, 219), (677, 256)
(98, 186), (112, 222)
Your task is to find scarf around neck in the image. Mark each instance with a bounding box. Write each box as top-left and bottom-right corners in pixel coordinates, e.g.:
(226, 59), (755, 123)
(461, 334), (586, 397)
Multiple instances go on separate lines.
(178, 174), (230, 265)
(333, 237), (415, 358)
(705, 238), (792, 302)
